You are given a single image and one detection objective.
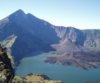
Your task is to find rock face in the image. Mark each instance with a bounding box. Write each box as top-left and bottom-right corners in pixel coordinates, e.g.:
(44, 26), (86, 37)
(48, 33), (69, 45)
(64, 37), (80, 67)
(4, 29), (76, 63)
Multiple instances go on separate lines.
(0, 61), (14, 83)
(0, 9), (100, 69)
(0, 36), (16, 82)
(54, 27), (100, 52)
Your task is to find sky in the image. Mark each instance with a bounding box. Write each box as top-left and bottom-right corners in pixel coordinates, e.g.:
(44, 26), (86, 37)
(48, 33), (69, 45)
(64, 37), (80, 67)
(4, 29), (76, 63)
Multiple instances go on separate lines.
(0, 0), (100, 29)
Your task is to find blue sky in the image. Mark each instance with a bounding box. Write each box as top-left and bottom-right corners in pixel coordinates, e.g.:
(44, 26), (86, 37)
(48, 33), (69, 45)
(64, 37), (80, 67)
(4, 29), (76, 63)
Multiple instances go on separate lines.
(0, 0), (100, 29)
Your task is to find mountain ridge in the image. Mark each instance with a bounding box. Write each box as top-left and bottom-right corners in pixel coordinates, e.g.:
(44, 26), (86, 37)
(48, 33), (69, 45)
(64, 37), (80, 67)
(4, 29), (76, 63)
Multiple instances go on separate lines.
(0, 9), (100, 67)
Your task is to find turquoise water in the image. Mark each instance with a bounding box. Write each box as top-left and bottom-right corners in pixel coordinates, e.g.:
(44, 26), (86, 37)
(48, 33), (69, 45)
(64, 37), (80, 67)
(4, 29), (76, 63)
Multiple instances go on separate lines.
(16, 52), (100, 83)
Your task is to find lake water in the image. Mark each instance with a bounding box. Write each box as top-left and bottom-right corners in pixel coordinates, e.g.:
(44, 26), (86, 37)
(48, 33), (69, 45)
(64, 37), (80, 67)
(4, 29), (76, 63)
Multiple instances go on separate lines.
(16, 52), (100, 83)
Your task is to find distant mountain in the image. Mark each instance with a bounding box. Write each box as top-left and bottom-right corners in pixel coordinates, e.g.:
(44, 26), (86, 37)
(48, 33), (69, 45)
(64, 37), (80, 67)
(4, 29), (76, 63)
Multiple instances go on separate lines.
(54, 27), (100, 52)
(0, 9), (60, 62)
(0, 9), (100, 67)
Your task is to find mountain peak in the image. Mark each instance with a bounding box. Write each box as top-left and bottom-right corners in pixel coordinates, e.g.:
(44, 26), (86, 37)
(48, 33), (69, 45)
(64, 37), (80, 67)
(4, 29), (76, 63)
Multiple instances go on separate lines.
(8, 9), (26, 21)
(9, 9), (26, 18)
(14, 9), (25, 14)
